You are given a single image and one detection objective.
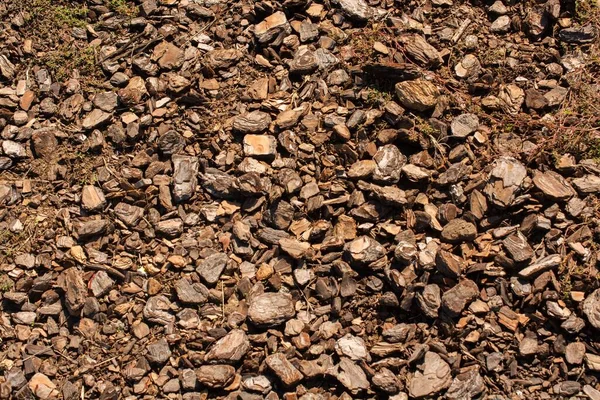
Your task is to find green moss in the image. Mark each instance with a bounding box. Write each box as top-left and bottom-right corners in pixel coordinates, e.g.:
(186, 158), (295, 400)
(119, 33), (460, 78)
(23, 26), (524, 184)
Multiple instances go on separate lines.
(415, 117), (438, 137)
(364, 86), (392, 106)
(53, 5), (88, 28)
(560, 276), (572, 301)
(0, 275), (13, 292)
(108, 0), (138, 17)
(586, 138), (600, 160)
(575, 0), (599, 24)
(41, 45), (103, 85)
(23, 1), (88, 28)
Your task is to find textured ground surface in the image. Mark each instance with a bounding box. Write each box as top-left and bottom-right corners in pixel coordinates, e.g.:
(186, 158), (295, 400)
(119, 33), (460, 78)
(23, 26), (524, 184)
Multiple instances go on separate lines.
(0, 0), (600, 399)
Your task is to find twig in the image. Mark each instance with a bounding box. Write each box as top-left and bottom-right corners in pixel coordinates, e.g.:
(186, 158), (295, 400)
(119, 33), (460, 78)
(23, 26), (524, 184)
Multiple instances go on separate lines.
(130, 35), (164, 59)
(452, 18), (471, 43)
(75, 355), (120, 375)
(220, 280), (225, 323)
(100, 32), (146, 62)
(85, 263), (126, 280)
(22, 345), (55, 362)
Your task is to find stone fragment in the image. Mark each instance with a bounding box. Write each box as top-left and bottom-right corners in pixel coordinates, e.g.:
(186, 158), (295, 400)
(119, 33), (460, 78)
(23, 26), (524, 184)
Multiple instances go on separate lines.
(402, 164), (430, 181)
(584, 385), (600, 400)
(401, 34), (442, 67)
(0, 55), (15, 80)
(533, 170), (575, 200)
(348, 160), (377, 179)
(144, 295), (175, 325)
(181, 369), (197, 390)
(147, 338), (171, 364)
(573, 175), (600, 194)
(2, 140), (26, 158)
(335, 334), (369, 361)
(172, 155), (198, 202)
(498, 84), (525, 114)
(328, 358), (370, 393)
(446, 369), (485, 400)
(60, 268), (87, 315)
(485, 157), (527, 208)
(451, 114), (479, 137)
(519, 254), (561, 278)
(156, 218), (183, 237)
(408, 352), (452, 398)
(118, 76), (147, 105)
(373, 145), (406, 183)
(455, 54), (481, 79)
(82, 109), (111, 130)
(525, 6), (549, 38)
(205, 329), (250, 362)
(586, 353), (600, 371)
(395, 79), (440, 111)
(489, 1), (508, 15)
(28, 373), (59, 400)
(503, 232), (534, 262)
(254, 12), (291, 43)
(196, 365), (236, 388)
(81, 186), (106, 212)
(436, 250), (463, 278)
(158, 131), (185, 155)
(174, 278), (209, 304)
(372, 367), (400, 393)
(583, 289), (600, 329)
(153, 41), (183, 70)
(31, 129), (58, 160)
(205, 49), (243, 69)
(233, 111), (271, 133)
(519, 335), (538, 356)
(525, 88), (548, 109)
(491, 15), (511, 33)
(266, 353), (303, 386)
(290, 47), (318, 74)
(197, 253), (228, 285)
(76, 219), (108, 238)
(299, 20), (319, 42)
(344, 236), (386, 265)
(243, 134), (277, 157)
(544, 86), (568, 107)
(242, 375), (272, 394)
(247, 78), (269, 100)
(114, 202), (144, 226)
(441, 279), (479, 317)
(553, 381), (582, 396)
(335, 0), (372, 21)
(565, 342), (586, 365)
(416, 284), (441, 318)
(90, 271), (114, 297)
(93, 91), (118, 112)
(248, 292), (295, 326)
(559, 25), (597, 43)
(279, 238), (311, 259)
(201, 168), (237, 199)
(441, 219), (477, 243)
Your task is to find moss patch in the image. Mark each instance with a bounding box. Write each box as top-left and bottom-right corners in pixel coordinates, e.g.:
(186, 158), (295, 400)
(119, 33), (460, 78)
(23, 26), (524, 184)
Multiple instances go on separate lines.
(108, 0), (138, 17)
(40, 44), (104, 86)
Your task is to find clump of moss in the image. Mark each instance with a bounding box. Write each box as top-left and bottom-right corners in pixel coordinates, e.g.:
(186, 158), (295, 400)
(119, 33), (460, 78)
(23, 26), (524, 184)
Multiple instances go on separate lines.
(363, 86), (392, 106)
(0, 274), (13, 293)
(53, 5), (88, 28)
(348, 26), (387, 61)
(108, 0), (138, 17)
(21, 0), (88, 32)
(575, 0), (600, 25)
(41, 45), (103, 85)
